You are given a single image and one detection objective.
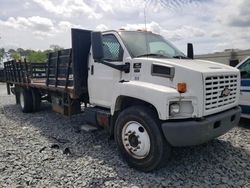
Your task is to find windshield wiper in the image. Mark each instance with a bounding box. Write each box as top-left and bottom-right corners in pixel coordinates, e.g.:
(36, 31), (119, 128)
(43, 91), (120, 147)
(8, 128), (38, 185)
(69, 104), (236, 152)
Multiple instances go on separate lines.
(136, 53), (169, 58)
(172, 55), (189, 59)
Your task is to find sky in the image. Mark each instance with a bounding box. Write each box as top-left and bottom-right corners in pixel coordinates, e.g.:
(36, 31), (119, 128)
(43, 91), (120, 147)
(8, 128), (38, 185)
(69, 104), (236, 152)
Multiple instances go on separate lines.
(0, 0), (249, 54)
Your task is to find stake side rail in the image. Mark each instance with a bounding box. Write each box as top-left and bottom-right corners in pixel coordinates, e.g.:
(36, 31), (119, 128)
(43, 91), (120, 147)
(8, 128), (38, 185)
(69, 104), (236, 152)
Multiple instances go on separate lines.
(3, 49), (76, 97)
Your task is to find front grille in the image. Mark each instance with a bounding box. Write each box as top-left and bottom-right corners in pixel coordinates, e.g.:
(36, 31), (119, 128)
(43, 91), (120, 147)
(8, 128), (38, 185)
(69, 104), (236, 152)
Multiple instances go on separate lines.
(205, 75), (238, 111)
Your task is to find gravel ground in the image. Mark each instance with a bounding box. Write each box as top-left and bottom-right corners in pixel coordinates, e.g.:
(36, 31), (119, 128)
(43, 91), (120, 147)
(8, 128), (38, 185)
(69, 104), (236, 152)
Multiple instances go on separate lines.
(0, 83), (249, 188)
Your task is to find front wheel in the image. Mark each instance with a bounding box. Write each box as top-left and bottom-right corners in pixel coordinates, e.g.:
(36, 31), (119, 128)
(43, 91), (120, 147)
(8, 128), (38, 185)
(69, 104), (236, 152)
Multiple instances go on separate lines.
(114, 106), (171, 172)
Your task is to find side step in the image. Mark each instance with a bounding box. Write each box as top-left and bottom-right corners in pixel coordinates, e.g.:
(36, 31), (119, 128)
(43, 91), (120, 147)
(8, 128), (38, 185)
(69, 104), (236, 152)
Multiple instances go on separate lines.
(84, 107), (111, 128)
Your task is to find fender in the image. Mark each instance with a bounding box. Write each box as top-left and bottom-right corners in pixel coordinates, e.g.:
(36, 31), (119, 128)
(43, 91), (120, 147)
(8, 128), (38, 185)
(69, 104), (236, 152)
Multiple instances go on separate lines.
(111, 81), (180, 120)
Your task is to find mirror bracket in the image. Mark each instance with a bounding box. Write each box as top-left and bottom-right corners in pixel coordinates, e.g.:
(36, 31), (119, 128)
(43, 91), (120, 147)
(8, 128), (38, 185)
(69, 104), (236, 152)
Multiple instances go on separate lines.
(99, 60), (130, 73)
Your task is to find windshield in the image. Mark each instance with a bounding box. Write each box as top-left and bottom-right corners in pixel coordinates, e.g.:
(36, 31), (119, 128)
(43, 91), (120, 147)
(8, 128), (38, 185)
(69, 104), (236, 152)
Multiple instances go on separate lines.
(119, 31), (186, 58)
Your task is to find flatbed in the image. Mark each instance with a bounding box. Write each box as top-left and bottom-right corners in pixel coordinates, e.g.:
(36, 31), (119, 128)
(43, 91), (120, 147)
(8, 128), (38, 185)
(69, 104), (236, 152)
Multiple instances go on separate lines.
(4, 29), (92, 116)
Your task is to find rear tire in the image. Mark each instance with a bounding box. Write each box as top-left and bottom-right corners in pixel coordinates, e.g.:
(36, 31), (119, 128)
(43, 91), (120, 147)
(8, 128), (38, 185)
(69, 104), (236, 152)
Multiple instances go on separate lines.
(19, 88), (33, 113)
(31, 89), (41, 112)
(114, 106), (171, 172)
(15, 85), (20, 105)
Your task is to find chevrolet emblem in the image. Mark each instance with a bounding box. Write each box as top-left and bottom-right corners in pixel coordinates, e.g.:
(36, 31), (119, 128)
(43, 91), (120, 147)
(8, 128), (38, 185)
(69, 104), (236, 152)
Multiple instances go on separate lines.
(221, 87), (231, 97)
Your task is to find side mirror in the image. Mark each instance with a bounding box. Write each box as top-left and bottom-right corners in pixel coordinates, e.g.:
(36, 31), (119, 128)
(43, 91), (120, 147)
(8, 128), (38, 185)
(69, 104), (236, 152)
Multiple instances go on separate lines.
(91, 32), (104, 61)
(187, 43), (194, 59)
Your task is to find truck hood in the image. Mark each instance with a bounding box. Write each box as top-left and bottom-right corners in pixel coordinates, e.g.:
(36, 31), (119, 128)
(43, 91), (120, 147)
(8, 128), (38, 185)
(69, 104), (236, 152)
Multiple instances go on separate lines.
(139, 58), (238, 73)
(132, 57), (240, 117)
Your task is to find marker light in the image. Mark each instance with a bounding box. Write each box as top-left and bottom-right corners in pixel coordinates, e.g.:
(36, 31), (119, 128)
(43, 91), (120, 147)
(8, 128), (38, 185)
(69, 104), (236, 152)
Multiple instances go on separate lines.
(177, 83), (187, 93)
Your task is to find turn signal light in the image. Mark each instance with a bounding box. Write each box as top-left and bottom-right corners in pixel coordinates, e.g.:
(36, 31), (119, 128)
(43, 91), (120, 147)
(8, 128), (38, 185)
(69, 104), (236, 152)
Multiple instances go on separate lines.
(177, 83), (187, 93)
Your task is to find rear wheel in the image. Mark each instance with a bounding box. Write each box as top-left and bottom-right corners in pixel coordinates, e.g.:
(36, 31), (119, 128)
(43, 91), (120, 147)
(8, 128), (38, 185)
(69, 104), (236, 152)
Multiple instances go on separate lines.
(19, 88), (33, 113)
(15, 85), (22, 105)
(31, 89), (41, 112)
(114, 106), (171, 172)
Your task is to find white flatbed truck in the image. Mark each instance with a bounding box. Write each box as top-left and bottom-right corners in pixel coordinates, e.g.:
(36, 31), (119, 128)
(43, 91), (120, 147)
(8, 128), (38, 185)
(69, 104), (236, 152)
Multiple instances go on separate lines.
(3, 28), (241, 171)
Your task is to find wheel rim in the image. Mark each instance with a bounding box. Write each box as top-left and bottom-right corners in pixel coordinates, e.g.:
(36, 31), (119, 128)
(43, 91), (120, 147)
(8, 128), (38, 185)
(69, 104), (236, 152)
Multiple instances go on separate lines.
(20, 92), (24, 109)
(122, 121), (150, 159)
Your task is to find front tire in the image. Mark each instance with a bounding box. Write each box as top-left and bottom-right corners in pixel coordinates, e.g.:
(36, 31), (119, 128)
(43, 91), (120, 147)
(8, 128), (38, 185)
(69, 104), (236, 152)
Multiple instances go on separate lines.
(114, 106), (171, 172)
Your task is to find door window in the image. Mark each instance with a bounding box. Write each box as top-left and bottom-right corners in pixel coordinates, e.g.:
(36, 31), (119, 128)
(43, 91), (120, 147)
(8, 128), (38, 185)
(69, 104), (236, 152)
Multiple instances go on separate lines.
(239, 58), (250, 79)
(103, 34), (124, 61)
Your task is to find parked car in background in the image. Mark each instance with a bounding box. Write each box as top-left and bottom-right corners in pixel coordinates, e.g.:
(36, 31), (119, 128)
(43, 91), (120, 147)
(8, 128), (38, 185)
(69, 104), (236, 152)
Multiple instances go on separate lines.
(236, 57), (250, 118)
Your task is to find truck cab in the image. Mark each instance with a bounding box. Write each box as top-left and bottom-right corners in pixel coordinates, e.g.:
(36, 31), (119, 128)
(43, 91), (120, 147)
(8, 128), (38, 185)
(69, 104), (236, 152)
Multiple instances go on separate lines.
(88, 30), (241, 170)
(90, 30), (240, 118)
(236, 57), (250, 118)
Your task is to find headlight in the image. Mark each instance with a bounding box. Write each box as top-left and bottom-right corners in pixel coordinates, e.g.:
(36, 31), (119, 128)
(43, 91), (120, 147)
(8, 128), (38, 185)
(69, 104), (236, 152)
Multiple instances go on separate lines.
(169, 101), (194, 118)
(170, 103), (180, 115)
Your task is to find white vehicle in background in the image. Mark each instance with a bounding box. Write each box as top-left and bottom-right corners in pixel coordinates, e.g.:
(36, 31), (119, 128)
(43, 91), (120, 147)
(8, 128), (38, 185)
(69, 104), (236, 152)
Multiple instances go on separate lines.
(0, 52), (12, 82)
(0, 52), (12, 68)
(236, 57), (250, 118)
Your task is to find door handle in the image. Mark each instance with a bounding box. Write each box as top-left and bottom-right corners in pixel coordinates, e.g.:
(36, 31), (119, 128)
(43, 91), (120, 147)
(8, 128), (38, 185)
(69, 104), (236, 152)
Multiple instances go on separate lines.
(91, 65), (94, 75)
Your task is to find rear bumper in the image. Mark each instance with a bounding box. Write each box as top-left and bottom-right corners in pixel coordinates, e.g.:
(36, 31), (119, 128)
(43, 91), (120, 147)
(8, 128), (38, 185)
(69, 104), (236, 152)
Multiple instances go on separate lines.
(161, 106), (241, 146)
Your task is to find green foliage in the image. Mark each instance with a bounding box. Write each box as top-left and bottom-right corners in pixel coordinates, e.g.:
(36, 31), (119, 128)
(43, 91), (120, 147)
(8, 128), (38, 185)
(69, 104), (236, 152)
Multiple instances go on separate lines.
(0, 45), (64, 63)
(0, 48), (4, 60)
(11, 52), (21, 61)
(50, 44), (64, 52)
(8, 49), (15, 54)
(26, 51), (47, 63)
(16, 48), (26, 56)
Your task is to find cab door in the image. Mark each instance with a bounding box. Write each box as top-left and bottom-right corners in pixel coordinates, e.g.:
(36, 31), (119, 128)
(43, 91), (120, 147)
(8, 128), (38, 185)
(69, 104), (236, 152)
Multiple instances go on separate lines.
(238, 58), (250, 116)
(88, 33), (125, 108)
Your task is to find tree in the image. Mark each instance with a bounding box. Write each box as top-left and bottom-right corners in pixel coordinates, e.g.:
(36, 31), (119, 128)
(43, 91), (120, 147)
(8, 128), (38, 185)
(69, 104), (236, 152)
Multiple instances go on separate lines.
(23, 49), (34, 57)
(11, 52), (21, 61)
(17, 48), (26, 56)
(0, 46), (64, 63)
(26, 51), (47, 62)
(50, 44), (64, 52)
(0, 48), (5, 60)
(8, 49), (16, 54)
